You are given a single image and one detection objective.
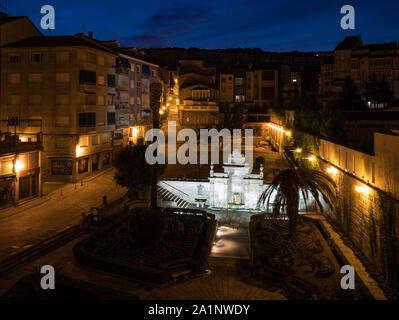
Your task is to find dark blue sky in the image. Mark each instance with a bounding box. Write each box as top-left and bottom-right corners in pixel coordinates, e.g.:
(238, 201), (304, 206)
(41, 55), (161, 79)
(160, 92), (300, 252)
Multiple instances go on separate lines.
(5, 0), (399, 51)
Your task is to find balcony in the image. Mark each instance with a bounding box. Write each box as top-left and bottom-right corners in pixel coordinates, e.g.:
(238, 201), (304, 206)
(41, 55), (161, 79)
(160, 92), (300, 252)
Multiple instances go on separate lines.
(181, 100), (219, 112)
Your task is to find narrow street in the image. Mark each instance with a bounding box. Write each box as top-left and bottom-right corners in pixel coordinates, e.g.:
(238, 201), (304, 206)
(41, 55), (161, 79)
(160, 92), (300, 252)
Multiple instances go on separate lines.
(0, 168), (126, 259)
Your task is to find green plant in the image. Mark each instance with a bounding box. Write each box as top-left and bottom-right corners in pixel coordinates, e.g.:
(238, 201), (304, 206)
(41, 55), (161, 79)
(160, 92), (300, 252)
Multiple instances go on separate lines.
(258, 165), (337, 237)
(113, 144), (165, 200)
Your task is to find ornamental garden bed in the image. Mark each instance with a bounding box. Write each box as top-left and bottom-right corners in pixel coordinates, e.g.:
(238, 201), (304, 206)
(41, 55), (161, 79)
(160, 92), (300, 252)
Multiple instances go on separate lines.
(250, 214), (373, 300)
(74, 208), (217, 285)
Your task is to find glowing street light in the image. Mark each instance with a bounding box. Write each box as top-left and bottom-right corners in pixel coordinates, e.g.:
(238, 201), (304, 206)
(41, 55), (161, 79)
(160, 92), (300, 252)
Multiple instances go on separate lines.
(307, 156), (316, 162)
(159, 110), (164, 115)
(326, 167), (338, 177)
(15, 160), (24, 172)
(355, 185), (370, 195)
(294, 148), (302, 153)
(76, 145), (83, 157)
(285, 131), (292, 137)
(132, 127), (139, 138)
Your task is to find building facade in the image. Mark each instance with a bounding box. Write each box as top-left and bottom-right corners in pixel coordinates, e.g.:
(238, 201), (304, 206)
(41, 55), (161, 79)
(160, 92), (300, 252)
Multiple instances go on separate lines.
(1, 34), (118, 182)
(0, 119), (42, 208)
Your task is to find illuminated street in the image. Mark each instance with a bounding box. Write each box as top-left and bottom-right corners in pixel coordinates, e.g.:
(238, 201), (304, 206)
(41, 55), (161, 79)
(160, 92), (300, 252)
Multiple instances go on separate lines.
(0, 168), (126, 259)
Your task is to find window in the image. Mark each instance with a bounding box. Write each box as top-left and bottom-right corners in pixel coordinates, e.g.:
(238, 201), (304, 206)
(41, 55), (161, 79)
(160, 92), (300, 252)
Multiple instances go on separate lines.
(142, 64), (150, 75)
(98, 75), (105, 85)
(8, 95), (20, 105)
(28, 95), (42, 105)
(130, 80), (135, 88)
(152, 70), (156, 77)
(130, 63), (135, 72)
(118, 74), (129, 90)
(9, 55), (21, 64)
(78, 158), (88, 173)
(235, 95), (245, 102)
(136, 65), (141, 73)
(56, 95), (69, 105)
(83, 93), (96, 105)
(136, 97), (141, 105)
(235, 77), (245, 86)
(106, 94), (114, 106)
(142, 79), (150, 92)
(80, 70), (96, 85)
(107, 112), (116, 125)
(56, 73), (70, 83)
(31, 53), (42, 64)
(8, 73), (21, 85)
(192, 89), (210, 100)
(56, 52), (69, 63)
(107, 74), (116, 87)
(29, 73), (42, 83)
(97, 95), (105, 106)
(136, 81), (141, 88)
(79, 113), (96, 127)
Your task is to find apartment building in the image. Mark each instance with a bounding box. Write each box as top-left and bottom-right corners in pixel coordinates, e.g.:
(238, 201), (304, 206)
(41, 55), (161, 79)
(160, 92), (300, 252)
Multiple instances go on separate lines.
(0, 13), (42, 46)
(219, 64), (279, 112)
(115, 49), (160, 142)
(178, 60), (220, 129)
(0, 119), (43, 208)
(0, 34), (118, 182)
(320, 36), (399, 106)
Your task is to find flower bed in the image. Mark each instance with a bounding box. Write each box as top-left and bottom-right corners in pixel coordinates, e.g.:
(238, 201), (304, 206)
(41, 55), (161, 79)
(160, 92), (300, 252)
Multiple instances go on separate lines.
(250, 214), (372, 299)
(74, 208), (216, 284)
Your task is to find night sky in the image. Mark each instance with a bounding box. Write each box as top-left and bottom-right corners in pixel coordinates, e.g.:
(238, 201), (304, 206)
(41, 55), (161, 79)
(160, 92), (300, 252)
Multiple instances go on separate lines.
(5, 0), (399, 51)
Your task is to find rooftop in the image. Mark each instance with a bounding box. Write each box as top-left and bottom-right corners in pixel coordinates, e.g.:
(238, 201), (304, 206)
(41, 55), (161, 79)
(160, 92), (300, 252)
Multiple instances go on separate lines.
(3, 35), (116, 54)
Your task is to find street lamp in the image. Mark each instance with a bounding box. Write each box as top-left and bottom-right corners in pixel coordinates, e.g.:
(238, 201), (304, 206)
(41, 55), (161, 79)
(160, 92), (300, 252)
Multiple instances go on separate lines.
(355, 185), (370, 195)
(76, 145), (83, 157)
(15, 160), (24, 172)
(326, 166), (338, 177)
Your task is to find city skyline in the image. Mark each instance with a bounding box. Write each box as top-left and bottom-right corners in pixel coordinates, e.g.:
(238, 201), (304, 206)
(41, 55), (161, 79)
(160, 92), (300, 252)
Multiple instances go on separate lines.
(5, 0), (399, 51)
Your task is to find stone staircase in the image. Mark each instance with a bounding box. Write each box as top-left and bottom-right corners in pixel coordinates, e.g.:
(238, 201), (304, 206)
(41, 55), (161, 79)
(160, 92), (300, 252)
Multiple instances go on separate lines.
(157, 185), (190, 208)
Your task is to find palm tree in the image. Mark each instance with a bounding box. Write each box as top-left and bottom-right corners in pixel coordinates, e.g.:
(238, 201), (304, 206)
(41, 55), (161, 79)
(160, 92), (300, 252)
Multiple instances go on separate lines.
(258, 166), (337, 237)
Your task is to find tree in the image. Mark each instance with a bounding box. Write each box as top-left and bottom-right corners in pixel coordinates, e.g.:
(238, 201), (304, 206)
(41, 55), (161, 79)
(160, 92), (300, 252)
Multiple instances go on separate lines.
(319, 106), (347, 144)
(258, 166), (337, 237)
(337, 77), (366, 110)
(150, 82), (162, 209)
(365, 75), (394, 108)
(113, 144), (165, 200)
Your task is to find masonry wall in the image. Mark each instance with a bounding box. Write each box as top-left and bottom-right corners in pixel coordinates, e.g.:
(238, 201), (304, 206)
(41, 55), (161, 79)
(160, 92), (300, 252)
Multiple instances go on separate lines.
(317, 135), (399, 291)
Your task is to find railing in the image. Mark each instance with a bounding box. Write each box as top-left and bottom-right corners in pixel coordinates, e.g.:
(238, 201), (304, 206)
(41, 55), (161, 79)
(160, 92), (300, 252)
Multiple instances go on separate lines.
(158, 180), (195, 204)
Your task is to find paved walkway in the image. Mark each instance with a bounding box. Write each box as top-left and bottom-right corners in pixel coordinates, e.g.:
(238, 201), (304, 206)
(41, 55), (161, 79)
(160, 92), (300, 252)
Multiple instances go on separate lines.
(144, 224), (286, 300)
(0, 168), (127, 259)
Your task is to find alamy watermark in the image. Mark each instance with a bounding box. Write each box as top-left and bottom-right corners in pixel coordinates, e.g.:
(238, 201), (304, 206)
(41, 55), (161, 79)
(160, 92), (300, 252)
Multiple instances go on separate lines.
(144, 121), (253, 166)
(40, 5), (55, 30)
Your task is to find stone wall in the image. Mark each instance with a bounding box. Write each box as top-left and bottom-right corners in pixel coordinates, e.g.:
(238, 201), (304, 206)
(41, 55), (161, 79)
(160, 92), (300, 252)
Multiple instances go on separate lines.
(316, 136), (399, 292)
